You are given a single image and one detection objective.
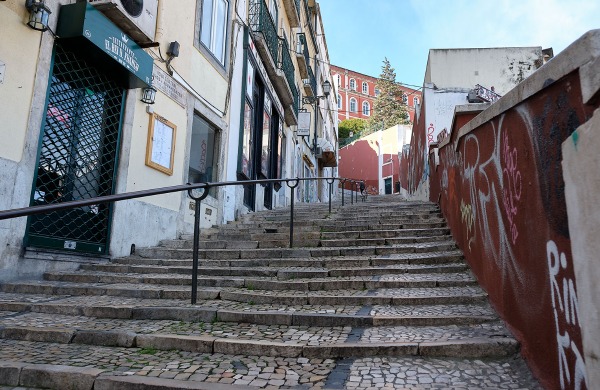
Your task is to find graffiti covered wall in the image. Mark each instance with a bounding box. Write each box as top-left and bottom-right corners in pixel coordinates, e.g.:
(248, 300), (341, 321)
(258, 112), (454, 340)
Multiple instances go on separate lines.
(436, 67), (596, 389)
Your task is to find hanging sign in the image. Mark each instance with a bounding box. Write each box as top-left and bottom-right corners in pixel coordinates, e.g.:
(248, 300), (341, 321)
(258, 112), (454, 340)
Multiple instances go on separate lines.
(297, 111), (311, 137)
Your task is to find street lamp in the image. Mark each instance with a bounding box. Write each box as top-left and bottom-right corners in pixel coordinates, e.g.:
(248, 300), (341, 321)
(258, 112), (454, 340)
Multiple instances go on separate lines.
(25, 0), (51, 32)
(302, 80), (331, 154)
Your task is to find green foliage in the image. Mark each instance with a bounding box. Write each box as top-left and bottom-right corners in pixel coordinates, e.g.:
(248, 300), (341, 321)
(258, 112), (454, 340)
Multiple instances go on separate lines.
(368, 58), (411, 131)
(338, 118), (367, 147)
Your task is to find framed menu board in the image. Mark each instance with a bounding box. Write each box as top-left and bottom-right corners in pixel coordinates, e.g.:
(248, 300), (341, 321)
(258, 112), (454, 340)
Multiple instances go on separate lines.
(146, 112), (176, 175)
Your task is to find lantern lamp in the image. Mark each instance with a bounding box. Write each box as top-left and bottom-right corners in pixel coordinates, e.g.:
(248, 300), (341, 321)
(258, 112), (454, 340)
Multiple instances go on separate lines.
(141, 86), (157, 105)
(25, 0), (51, 32)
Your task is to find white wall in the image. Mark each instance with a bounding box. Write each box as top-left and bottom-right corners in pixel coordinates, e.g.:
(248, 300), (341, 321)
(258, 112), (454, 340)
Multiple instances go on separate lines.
(425, 47), (543, 95)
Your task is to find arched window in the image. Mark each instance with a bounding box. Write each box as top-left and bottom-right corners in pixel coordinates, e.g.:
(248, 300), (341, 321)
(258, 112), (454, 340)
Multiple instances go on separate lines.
(362, 101), (370, 116)
(362, 82), (368, 94)
(336, 74), (341, 87)
(337, 94), (342, 109)
(375, 88), (380, 97)
(349, 98), (357, 112)
(349, 78), (356, 91)
(402, 93), (408, 104)
(413, 96), (419, 106)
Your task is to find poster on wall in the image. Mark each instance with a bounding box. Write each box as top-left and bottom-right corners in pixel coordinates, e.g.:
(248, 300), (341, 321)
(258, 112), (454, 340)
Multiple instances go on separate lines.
(241, 101), (252, 178)
(261, 110), (271, 177)
(246, 60), (254, 99)
(146, 113), (176, 175)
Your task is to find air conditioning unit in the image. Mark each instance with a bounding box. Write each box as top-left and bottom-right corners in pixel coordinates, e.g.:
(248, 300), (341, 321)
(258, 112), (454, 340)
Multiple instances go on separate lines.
(315, 147), (323, 158)
(88, 0), (158, 45)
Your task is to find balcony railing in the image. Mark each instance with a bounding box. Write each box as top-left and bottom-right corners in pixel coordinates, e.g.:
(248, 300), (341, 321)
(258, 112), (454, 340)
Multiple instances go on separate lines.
(249, 0), (280, 68)
(282, 0), (301, 27)
(303, 64), (316, 96)
(279, 38), (295, 97)
(295, 33), (309, 78)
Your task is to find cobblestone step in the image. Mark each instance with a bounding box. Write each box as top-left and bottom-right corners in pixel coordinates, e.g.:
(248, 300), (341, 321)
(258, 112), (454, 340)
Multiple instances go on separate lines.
(0, 312), (517, 359)
(29, 271), (476, 291)
(134, 242), (458, 260)
(0, 293), (496, 327)
(79, 262), (468, 277)
(0, 341), (542, 389)
(0, 199), (543, 388)
(113, 250), (466, 267)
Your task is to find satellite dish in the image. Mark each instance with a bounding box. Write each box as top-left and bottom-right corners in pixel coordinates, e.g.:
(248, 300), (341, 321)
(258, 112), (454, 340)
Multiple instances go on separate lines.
(120, 0), (143, 17)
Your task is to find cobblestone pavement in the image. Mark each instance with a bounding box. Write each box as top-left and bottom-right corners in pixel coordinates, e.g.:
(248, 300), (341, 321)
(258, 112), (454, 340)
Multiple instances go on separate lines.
(0, 340), (541, 389)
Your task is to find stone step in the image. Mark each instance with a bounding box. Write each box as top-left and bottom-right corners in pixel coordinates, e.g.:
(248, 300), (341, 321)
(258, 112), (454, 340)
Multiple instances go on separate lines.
(112, 250), (466, 268)
(1, 272), (477, 298)
(135, 242), (458, 260)
(0, 342), (540, 389)
(320, 228), (450, 239)
(0, 293), (496, 327)
(0, 310), (516, 359)
(79, 262), (468, 278)
(36, 269), (475, 288)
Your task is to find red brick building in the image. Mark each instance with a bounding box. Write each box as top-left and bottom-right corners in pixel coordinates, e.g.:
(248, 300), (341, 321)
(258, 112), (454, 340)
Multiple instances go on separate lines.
(331, 65), (421, 124)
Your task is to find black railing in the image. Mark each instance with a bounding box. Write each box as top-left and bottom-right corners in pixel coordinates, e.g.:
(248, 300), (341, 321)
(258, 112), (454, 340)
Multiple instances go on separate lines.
(0, 176), (367, 304)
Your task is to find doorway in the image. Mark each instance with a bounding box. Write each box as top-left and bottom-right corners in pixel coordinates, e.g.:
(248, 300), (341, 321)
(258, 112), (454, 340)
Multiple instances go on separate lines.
(26, 43), (125, 254)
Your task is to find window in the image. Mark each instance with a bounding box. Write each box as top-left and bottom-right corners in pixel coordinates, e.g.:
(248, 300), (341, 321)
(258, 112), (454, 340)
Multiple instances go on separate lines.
(337, 94), (342, 109)
(200, 0), (229, 65)
(268, 0), (278, 30)
(402, 93), (408, 104)
(362, 82), (368, 94)
(189, 113), (218, 196)
(413, 96), (419, 106)
(375, 88), (380, 97)
(349, 98), (357, 113)
(336, 74), (341, 87)
(349, 78), (356, 91)
(362, 101), (370, 116)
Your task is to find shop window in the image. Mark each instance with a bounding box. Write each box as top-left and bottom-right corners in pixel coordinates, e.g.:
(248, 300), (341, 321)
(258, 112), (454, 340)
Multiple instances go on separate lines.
(189, 113), (219, 196)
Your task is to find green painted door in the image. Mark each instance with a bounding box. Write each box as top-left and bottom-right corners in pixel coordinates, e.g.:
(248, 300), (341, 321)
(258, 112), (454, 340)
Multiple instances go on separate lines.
(26, 43), (125, 255)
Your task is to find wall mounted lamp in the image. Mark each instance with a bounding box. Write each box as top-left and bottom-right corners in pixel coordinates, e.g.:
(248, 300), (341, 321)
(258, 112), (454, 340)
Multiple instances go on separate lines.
(141, 86), (157, 105)
(25, 0), (51, 32)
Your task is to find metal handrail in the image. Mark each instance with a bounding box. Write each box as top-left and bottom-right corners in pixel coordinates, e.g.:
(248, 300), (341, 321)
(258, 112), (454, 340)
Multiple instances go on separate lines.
(0, 176), (360, 303)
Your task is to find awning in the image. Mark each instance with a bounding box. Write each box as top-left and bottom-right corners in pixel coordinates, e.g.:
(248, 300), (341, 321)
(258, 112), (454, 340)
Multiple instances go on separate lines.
(56, 2), (153, 89)
(317, 139), (337, 167)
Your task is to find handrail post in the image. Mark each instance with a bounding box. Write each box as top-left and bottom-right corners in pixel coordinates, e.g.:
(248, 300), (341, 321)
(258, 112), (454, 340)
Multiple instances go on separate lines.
(286, 178), (300, 248)
(341, 179), (345, 206)
(350, 181), (354, 205)
(326, 178), (334, 214)
(188, 185), (209, 305)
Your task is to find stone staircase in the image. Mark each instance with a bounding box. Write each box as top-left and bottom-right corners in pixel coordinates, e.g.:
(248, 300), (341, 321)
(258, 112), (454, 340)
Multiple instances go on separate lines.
(0, 196), (541, 389)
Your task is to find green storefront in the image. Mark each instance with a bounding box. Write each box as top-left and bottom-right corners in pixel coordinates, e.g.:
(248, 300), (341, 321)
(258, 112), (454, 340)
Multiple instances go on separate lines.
(26, 2), (153, 255)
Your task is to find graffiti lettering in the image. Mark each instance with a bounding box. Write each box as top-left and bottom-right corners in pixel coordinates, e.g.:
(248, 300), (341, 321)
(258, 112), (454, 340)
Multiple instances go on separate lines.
(427, 123), (435, 144)
(501, 132), (522, 244)
(547, 240), (587, 390)
(460, 200), (475, 250)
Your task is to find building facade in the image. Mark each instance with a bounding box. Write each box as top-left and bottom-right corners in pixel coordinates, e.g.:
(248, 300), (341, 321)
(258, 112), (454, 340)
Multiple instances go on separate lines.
(0, 0), (337, 281)
(338, 124), (411, 195)
(402, 46), (547, 200)
(331, 65), (421, 124)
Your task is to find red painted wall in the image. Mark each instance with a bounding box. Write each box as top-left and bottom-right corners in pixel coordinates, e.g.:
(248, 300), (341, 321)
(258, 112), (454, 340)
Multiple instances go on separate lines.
(435, 70), (595, 389)
(338, 140), (379, 193)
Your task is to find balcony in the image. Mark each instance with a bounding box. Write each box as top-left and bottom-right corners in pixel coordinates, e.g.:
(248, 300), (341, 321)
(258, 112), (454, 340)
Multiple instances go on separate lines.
(282, 0), (301, 27)
(303, 64), (316, 96)
(249, 0), (298, 125)
(295, 33), (309, 79)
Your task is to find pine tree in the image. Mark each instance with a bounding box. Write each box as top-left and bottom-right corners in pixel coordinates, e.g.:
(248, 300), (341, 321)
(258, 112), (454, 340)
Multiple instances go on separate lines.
(366, 58), (410, 134)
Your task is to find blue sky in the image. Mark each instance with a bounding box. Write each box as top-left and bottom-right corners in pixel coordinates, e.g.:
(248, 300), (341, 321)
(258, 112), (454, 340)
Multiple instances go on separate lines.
(319, 0), (600, 88)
